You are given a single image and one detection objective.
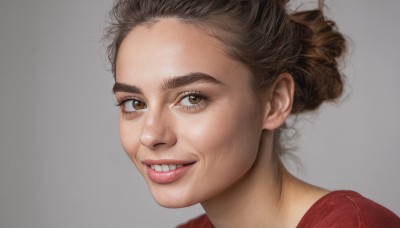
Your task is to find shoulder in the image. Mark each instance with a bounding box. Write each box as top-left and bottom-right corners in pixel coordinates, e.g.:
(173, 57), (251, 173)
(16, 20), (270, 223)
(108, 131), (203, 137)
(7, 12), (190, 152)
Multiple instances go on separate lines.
(297, 190), (400, 228)
(176, 214), (213, 228)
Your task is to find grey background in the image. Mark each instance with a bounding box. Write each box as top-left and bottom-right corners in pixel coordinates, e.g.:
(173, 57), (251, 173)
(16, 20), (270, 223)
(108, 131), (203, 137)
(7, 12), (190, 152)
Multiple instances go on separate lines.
(0, 0), (399, 227)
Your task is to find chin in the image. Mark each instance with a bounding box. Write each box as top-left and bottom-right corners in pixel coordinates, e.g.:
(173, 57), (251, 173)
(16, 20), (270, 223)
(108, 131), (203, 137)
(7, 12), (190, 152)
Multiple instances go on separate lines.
(156, 200), (195, 209)
(148, 186), (201, 208)
(153, 195), (199, 209)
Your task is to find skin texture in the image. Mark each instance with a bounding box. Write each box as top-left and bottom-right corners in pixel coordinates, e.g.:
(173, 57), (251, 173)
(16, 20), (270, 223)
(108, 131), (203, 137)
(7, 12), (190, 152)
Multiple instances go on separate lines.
(114, 19), (328, 228)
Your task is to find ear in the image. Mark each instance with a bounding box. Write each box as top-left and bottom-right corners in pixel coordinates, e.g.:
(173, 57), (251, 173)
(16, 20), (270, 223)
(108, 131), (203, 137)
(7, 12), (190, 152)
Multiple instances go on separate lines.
(262, 73), (295, 130)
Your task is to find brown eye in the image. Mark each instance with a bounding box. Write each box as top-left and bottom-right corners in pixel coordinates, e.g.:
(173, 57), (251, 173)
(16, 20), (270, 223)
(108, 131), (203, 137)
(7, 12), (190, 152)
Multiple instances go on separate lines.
(188, 95), (202, 105)
(123, 100), (147, 112)
(179, 93), (205, 107)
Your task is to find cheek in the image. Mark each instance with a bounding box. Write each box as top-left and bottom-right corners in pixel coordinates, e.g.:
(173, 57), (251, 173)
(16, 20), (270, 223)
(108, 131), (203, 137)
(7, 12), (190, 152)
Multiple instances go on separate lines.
(205, 112), (261, 166)
(177, 100), (263, 194)
(119, 118), (141, 161)
(186, 99), (262, 158)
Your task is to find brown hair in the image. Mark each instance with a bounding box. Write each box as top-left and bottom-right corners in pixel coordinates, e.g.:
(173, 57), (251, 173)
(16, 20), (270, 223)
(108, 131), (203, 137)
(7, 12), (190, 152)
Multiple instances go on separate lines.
(104, 0), (346, 154)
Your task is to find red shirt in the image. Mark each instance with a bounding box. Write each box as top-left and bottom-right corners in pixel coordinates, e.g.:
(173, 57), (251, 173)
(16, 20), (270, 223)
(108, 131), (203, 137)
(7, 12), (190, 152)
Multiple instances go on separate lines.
(177, 191), (400, 228)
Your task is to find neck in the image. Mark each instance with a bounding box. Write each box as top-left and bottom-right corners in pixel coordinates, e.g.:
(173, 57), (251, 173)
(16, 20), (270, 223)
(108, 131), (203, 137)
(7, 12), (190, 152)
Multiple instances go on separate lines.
(200, 130), (329, 228)
(201, 131), (285, 228)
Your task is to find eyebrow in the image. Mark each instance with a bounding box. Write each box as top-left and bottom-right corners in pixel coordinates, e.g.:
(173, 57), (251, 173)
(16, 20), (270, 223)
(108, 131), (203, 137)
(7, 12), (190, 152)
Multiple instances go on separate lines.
(112, 72), (223, 94)
(162, 72), (223, 90)
(112, 82), (142, 94)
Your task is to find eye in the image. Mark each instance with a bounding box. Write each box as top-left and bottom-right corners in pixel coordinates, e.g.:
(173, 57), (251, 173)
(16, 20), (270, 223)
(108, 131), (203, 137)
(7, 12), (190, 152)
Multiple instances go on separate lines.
(179, 93), (207, 108)
(122, 99), (147, 112)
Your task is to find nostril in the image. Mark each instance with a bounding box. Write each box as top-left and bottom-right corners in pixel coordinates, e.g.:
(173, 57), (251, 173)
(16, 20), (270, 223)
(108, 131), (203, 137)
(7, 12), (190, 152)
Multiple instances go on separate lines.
(152, 142), (167, 148)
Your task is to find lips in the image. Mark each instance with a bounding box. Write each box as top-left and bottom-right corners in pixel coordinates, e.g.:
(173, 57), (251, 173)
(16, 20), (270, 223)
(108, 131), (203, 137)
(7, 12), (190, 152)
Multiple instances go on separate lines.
(143, 160), (195, 184)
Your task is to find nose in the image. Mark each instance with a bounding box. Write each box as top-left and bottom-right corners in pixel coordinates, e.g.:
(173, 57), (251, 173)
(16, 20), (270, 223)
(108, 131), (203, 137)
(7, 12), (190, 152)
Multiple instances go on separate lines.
(139, 110), (177, 150)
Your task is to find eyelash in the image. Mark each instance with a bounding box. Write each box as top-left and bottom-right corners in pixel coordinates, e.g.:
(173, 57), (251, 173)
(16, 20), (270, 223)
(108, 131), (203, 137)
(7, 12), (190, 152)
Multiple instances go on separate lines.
(115, 96), (145, 118)
(115, 91), (209, 116)
(177, 91), (208, 111)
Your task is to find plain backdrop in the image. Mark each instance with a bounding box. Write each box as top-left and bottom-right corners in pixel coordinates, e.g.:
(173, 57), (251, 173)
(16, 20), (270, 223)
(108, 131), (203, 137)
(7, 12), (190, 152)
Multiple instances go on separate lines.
(0, 0), (399, 227)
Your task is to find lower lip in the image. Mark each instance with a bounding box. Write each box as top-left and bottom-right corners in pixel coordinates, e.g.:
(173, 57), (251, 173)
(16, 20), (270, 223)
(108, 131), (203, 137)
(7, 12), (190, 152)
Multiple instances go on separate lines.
(147, 164), (193, 184)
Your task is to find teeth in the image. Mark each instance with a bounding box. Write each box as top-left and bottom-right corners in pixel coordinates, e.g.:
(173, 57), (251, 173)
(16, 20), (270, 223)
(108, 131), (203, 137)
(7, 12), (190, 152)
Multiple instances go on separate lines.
(154, 165), (162, 172)
(150, 164), (184, 172)
(161, 164), (169, 172)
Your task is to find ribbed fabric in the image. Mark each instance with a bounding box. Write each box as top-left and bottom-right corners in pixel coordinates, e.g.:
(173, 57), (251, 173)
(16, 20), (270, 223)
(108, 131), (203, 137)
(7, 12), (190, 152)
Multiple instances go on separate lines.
(177, 190), (400, 228)
(177, 214), (213, 228)
(297, 190), (400, 228)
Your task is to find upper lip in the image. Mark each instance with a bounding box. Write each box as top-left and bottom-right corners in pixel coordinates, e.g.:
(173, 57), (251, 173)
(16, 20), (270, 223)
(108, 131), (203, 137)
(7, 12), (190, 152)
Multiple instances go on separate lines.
(142, 159), (197, 166)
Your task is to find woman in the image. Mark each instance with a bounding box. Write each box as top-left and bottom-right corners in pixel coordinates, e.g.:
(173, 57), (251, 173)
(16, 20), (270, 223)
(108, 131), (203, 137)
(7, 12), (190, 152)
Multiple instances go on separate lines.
(105, 0), (400, 227)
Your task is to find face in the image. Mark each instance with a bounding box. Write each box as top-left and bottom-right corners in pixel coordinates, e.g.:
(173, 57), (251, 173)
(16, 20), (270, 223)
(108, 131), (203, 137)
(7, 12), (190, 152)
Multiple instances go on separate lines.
(114, 19), (266, 208)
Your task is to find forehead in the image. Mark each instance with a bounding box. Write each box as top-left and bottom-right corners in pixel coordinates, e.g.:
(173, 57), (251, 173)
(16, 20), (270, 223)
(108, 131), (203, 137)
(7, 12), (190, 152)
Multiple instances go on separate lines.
(115, 18), (251, 85)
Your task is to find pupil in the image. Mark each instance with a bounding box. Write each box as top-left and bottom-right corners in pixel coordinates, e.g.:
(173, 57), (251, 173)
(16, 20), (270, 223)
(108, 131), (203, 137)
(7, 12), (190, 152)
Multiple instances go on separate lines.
(189, 95), (200, 104)
(134, 101), (144, 109)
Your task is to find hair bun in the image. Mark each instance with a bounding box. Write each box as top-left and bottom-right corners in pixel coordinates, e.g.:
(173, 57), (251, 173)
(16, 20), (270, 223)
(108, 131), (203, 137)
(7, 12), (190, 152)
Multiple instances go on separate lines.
(289, 9), (346, 113)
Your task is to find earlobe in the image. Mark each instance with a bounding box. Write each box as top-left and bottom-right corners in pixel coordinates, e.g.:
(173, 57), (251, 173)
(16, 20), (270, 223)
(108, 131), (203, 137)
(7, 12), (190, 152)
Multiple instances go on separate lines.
(262, 73), (295, 130)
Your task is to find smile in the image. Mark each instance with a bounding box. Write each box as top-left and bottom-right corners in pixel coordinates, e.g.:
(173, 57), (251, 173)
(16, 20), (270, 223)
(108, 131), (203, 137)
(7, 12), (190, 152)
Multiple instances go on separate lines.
(151, 164), (184, 172)
(144, 161), (195, 184)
